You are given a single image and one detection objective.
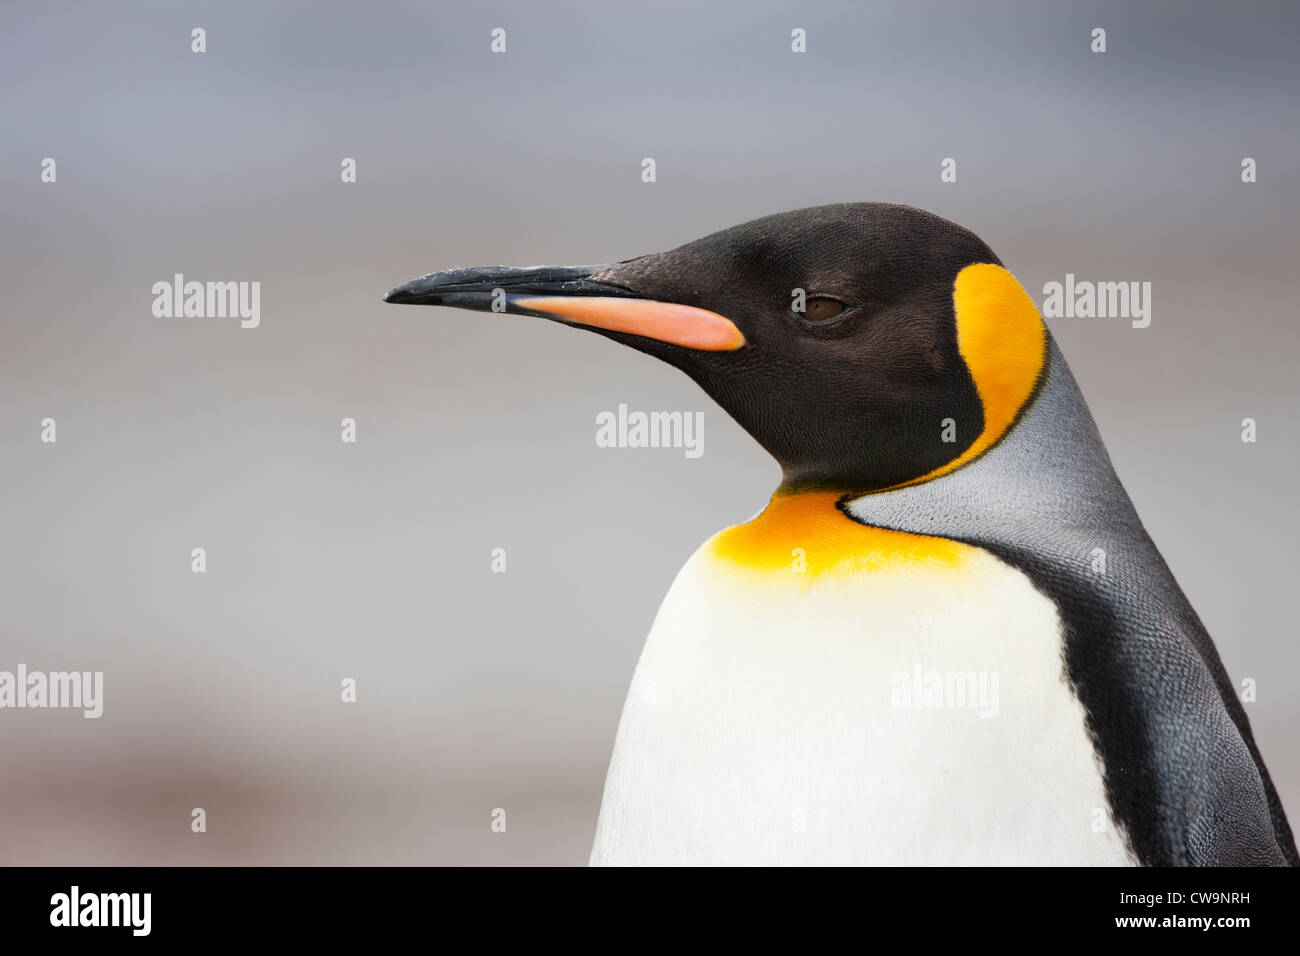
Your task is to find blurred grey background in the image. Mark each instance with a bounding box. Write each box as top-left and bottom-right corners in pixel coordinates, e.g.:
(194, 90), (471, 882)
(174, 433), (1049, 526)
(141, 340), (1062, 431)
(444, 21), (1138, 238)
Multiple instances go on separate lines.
(1, 0), (1296, 864)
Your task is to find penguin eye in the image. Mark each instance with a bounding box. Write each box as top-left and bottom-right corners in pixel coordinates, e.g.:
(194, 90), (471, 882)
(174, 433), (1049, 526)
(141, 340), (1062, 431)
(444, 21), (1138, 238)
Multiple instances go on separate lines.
(797, 296), (850, 324)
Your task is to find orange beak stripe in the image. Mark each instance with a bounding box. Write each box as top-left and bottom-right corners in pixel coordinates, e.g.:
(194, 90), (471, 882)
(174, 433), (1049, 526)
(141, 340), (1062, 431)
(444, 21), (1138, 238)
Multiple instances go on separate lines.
(514, 296), (745, 351)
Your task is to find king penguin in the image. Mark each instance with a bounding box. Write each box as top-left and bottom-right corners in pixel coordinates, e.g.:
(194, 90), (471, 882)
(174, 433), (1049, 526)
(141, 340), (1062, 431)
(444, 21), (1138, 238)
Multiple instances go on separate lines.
(385, 202), (1296, 867)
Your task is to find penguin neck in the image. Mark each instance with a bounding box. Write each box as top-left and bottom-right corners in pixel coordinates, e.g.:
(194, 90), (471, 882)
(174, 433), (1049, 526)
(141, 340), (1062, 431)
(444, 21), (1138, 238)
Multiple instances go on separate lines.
(770, 336), (1102, 508)
(841, 337), (1141, 548)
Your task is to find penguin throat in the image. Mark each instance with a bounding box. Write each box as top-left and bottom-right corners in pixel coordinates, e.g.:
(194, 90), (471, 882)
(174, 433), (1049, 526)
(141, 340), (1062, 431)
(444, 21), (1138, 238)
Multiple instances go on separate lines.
(709, 489), (971, 579)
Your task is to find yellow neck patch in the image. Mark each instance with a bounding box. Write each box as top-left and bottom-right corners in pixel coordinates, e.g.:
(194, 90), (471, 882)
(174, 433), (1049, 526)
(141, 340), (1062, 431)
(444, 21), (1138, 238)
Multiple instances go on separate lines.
(708, 490), (973, 580)
(887, 263), (1047, 491)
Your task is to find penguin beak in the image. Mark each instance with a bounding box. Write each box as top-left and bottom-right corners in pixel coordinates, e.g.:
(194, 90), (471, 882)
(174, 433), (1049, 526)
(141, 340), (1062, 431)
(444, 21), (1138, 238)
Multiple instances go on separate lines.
(384, 264), (745, 352)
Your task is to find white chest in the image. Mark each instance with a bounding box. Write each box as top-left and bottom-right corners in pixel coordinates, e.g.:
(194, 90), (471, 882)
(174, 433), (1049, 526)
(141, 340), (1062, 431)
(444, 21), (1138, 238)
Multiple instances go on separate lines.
(590, 541), (1135, 866)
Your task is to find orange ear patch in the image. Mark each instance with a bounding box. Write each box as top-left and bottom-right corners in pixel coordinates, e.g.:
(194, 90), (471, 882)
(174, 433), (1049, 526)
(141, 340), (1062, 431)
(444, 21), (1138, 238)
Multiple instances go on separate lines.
(888, 263), (1047, 490)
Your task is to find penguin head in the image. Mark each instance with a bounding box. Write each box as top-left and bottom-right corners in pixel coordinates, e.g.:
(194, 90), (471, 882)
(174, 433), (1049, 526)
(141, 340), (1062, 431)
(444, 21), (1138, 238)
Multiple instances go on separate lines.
(385, 202), (1047, 492)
